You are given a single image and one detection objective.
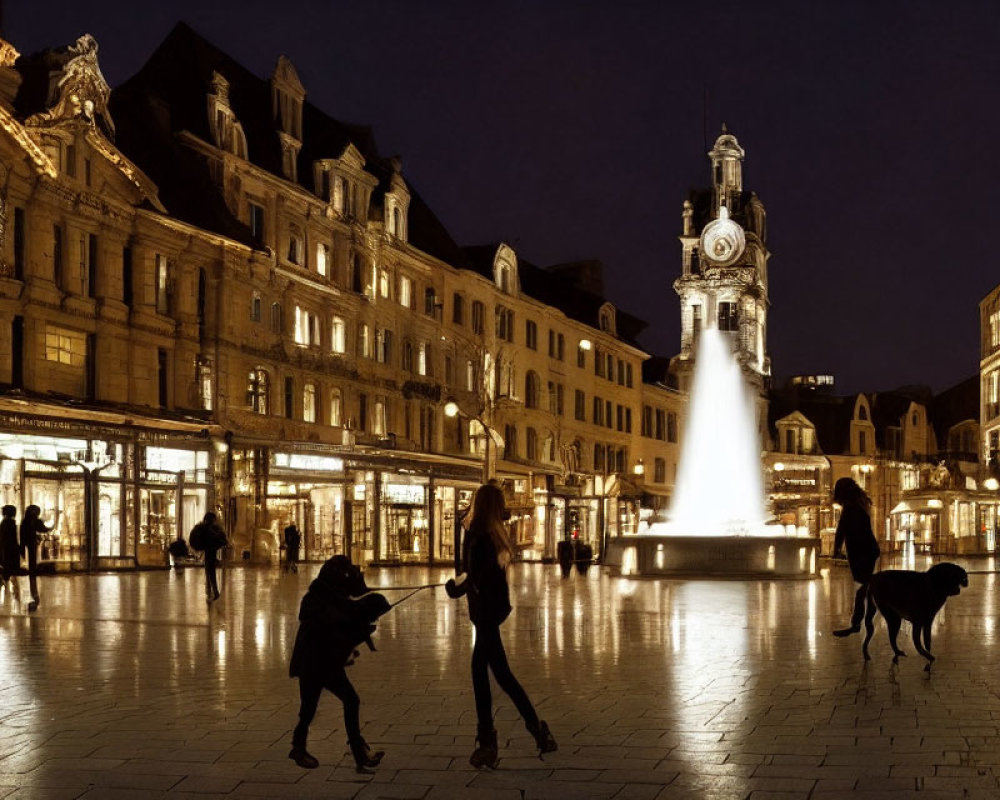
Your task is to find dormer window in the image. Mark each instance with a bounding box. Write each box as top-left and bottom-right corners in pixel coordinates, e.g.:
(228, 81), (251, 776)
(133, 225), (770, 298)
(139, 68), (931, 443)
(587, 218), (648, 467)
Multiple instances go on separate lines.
(207, 72), (247, 158)
(333, 177), (349, 214)
(493, 245), (518, 295)
(598, 303), (617, 336)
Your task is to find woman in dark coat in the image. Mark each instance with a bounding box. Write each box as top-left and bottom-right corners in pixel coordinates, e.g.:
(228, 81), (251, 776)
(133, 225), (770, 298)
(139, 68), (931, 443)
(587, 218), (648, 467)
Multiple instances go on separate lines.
(0, 505), (21, 600)
(446, 483), (557, 769)
(832, 477), (881, 636)
(20, 504), (49, 612)
(288, 555), (389, 772)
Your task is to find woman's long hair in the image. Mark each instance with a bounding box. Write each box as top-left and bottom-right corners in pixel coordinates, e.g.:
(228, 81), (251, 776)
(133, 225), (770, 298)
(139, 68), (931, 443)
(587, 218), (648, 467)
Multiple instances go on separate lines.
(833, 477), (872, 511)
(469, 483), (514, 567)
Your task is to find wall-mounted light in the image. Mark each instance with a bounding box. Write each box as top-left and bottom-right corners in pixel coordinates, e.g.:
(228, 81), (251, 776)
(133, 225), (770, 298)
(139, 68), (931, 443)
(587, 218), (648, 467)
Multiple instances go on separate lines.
(633, 461), (644, 476)
(986, 478), (999, 491)
(578, 338), (592, 351)
(773, 462), (785, 472)
(444, 398), (459, 418)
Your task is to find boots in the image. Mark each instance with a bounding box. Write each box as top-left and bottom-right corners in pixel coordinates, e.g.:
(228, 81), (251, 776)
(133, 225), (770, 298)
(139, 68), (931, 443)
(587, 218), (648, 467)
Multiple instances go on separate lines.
(288, 746), (319, 769)
(350, 739), (385, 774)
(533, 720), (557, 754)
(469, 729), (499, 769)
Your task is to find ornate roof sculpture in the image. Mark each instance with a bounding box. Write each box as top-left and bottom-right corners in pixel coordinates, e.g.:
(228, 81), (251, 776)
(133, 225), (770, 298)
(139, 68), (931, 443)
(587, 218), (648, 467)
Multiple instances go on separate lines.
(25, 34), (114, 136)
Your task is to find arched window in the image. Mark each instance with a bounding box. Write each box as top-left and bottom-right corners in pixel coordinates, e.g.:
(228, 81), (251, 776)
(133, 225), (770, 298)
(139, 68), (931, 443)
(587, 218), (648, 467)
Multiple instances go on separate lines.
(859, 405), (868, 421)
(247, 368), (269, 414)
(393, 206), (403, 238)
(526, 427), (538, 461)
(524, 371), (539, 409)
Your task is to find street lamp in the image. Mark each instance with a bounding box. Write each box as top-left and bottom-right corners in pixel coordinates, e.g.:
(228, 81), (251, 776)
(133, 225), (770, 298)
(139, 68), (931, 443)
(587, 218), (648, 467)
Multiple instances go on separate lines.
(444, 398), (495, 483)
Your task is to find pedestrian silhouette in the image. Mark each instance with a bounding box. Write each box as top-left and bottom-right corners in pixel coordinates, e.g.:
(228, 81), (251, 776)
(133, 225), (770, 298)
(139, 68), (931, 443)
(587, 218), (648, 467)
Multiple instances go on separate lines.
(445, 482), (557, 768)
(20, 504), (49, 612)
(831, 477), (880, 637)
(283, 523), (301, 573)
(288, 555), (390, 772)
(189, 512), (227, 602)
(167, 535), (190, 569)
(1, 505), (21, 602)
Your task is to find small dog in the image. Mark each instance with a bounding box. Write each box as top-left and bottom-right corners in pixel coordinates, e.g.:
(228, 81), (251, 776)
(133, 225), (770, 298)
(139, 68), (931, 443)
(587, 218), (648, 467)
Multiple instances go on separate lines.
(862, 562), (968, 671)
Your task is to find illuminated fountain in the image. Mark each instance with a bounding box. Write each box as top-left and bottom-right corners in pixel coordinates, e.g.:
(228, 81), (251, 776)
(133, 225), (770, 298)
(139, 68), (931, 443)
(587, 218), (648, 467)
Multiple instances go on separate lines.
(607, 326), (820, 578)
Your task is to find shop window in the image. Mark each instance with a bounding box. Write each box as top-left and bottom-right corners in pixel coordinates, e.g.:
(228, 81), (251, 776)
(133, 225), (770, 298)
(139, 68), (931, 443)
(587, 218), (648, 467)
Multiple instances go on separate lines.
(303, 382), (317, 423)
(247, 368), (269, 414)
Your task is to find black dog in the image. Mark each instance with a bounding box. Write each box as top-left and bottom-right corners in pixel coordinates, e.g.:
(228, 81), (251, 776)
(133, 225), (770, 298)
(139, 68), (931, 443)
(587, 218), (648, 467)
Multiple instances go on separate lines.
(861, 562), (968, 671)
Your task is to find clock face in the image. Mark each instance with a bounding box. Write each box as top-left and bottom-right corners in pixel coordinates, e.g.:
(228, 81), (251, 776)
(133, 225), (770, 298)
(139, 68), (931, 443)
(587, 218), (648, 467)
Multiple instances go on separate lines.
(700, 212), (746, 267)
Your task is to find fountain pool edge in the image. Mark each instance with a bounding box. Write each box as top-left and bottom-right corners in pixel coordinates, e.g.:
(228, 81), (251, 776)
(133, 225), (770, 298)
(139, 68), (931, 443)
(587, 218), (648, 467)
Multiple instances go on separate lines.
(605, 535), (822, 578)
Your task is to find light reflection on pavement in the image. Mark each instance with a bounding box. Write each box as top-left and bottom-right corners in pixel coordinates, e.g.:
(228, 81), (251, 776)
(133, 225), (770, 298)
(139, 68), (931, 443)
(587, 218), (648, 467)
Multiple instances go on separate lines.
(0, 556), (997, 798)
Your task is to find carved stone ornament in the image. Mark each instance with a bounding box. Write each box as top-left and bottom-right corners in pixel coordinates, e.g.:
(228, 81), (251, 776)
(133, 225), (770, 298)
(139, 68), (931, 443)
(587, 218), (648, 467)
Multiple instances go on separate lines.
(699, 205), (746, 267)
(0, 38), (20, 68)
(27, 34), (114, 134)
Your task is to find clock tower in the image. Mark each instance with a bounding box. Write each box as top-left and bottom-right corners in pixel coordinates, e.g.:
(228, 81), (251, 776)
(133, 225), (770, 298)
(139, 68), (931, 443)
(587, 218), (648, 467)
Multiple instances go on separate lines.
(672, 125), (771, 403)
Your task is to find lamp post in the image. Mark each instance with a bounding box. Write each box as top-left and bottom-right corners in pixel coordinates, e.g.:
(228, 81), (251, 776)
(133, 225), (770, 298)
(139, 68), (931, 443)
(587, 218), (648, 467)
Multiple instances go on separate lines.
(444, 398), (494, 483)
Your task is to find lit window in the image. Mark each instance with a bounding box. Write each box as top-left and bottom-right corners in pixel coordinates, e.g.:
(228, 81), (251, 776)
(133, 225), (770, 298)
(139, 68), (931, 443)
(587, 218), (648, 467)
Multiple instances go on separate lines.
(379, 269), (390, 298)
(294, 306), (319, 346)
(44, 325), (86, 366)
(399, 276), (412, 308)
(418, 342), (428, 376)
(373, 400), (387, 436)
(330, 389), (342, 427)
(303, 382), (317, 423)
(359, 323), (371, 358)
(331, 316), (346, 353)
(247, 368), (269, 414)
(316, 242), (329, 277)
(155, 254), (170, 314)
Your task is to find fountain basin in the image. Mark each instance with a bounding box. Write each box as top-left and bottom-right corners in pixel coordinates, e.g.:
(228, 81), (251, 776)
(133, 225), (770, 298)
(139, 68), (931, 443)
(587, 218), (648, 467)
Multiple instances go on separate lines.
(605, 534), (821, 579)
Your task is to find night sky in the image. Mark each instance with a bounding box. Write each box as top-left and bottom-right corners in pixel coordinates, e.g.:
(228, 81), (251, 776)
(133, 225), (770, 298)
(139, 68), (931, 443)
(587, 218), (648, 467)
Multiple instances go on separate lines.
(9, 1), (1000, 395)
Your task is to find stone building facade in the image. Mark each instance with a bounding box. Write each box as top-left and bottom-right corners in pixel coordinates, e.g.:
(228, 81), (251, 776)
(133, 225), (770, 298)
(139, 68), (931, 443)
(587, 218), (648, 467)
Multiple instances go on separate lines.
(0, 25), (683, 570)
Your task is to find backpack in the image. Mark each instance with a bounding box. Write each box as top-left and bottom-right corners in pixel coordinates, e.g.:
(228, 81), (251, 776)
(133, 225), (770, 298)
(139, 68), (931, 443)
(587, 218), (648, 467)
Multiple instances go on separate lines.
(189, 523), (207, 551)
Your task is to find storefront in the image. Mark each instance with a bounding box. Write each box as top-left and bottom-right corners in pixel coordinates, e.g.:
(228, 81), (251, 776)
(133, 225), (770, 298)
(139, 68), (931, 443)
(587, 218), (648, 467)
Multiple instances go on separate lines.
(0, 410), (216, 570)
(890, 491), (998, 555)
(265, 451), (348, 564)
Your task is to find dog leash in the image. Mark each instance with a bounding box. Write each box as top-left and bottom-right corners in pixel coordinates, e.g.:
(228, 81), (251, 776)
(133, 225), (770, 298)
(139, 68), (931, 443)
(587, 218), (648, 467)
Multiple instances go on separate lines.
(364, 582), (448, 610)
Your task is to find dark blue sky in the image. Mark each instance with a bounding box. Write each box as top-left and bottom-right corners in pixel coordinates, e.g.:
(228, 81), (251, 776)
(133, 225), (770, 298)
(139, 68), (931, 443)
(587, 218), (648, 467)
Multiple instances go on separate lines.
(9, 1), (1000, 395)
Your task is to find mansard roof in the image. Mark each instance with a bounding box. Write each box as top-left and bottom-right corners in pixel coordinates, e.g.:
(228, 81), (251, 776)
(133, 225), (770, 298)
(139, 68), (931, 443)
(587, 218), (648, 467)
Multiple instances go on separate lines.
(462, 245), (647, 346)
(108, 22), (466, 265)
(768, 386), (856, 455)
(930, 374), (979, 444)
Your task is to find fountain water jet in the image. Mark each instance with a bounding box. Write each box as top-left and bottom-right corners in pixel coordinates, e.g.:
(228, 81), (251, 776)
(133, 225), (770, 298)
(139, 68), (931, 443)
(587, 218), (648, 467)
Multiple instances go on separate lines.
(606, 327), (820, 577)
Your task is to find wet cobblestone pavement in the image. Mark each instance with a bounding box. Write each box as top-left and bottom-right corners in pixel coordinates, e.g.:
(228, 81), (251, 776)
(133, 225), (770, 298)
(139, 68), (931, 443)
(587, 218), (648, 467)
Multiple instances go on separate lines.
(0, 556), (998, 798)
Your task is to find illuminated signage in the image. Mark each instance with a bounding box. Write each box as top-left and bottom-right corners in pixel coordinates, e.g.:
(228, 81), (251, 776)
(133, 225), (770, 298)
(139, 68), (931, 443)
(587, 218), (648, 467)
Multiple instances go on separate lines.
(273, 453), (344, 472)
(384, 483), (424, 504)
